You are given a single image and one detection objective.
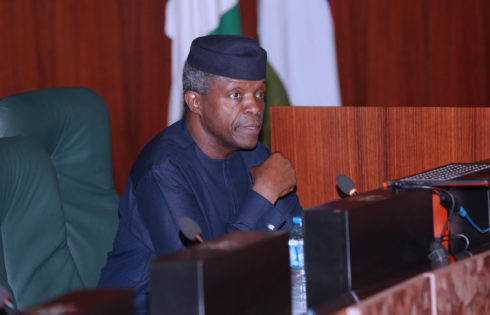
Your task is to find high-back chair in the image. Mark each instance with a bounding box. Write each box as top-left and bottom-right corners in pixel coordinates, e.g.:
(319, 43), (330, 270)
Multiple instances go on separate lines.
(0, 87), (119, 310)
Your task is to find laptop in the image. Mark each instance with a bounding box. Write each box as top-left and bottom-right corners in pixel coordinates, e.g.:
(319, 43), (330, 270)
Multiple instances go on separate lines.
(384, 162), (490, 188)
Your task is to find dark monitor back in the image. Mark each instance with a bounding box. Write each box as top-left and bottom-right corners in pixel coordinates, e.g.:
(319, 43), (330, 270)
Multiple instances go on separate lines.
(303, 189), (434, 310)
(150, 231), (291, 315)
(444, 186), (490, 253)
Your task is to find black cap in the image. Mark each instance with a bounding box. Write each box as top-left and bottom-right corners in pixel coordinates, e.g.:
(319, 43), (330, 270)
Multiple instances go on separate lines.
(186, 34), (267, 80)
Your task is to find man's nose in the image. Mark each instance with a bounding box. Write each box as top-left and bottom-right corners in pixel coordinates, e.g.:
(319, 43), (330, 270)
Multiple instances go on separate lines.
(243, 95), (262, 115)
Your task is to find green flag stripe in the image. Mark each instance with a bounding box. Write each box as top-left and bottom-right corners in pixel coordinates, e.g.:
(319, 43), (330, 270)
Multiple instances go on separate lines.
(207, 4), (290, 149)
(209, 5), (242, 35)
(261, 63), (291, 148)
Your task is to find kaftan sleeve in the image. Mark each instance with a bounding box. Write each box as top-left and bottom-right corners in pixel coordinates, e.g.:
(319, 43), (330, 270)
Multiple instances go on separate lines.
(226, 143), (303, 232)
(133, 163), (204, 258)
(226, 189), (302, 232)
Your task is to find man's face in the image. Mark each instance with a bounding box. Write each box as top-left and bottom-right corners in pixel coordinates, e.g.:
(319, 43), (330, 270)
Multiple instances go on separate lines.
(195, 76), (266, 156)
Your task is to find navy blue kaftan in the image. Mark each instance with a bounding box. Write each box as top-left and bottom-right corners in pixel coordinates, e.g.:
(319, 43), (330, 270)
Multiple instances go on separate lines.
(97, 120), (302, 314)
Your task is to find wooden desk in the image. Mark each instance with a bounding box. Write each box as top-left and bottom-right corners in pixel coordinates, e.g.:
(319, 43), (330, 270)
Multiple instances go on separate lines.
(322, 246), (490, 314)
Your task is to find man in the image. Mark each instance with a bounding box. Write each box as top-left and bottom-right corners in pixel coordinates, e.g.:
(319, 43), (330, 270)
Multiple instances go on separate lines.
(98, 34), (302, 314)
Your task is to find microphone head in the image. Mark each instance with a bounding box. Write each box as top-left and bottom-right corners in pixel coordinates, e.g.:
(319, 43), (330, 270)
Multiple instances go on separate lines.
(0, 285), (10, 302)
(179, 216), (202, 241)
(0, 285), (13, 310)
(336, 174), (358, 196)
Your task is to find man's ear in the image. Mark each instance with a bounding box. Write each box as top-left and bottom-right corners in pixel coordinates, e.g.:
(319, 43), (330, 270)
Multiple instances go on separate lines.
(184, 91), (201, 114)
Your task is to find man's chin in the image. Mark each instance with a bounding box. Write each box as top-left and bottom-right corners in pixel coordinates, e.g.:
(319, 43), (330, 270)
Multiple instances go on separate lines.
(235, 136), (259, 150)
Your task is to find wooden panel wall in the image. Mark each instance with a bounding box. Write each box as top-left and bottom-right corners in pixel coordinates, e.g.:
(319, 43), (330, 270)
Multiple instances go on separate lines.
(0, 0), (488, 195)
(427, 0), (489, 106)
(334, 0), (490, 107)
(0, 0), (170, 195)
(271, 106), (490, 209)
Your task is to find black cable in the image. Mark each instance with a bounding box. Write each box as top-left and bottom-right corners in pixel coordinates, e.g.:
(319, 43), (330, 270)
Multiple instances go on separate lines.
(441, 233), (470, 251)
(390, 184), (456, 240)
(388, 183), (463, 266)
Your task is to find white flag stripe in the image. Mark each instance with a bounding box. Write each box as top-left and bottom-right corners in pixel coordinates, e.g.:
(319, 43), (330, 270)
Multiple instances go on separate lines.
(258, 0), (341, 106)
(165, 0), (239, 125)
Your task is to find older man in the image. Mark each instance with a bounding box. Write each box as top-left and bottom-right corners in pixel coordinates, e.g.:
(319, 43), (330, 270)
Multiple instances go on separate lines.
(98, 34), (302, 314)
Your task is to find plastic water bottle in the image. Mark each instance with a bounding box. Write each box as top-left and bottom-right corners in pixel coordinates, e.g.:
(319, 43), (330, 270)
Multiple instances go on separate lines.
(289, 216), (307, 315)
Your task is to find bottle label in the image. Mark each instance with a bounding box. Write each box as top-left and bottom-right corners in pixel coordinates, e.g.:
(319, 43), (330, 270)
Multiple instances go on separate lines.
(288, 239), (304, 268)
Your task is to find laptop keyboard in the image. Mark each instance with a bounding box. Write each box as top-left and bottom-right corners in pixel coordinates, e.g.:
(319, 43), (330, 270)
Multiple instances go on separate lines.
(399, 163), (490, 182)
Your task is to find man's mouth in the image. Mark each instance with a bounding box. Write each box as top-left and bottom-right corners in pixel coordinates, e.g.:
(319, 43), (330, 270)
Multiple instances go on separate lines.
(237, 124), (262, 134)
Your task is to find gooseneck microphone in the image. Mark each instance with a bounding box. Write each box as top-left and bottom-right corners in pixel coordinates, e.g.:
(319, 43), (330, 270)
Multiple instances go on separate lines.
(336, 174), (358, 196)
(0, 285), (15, 311)
(179, 216), (204, 243)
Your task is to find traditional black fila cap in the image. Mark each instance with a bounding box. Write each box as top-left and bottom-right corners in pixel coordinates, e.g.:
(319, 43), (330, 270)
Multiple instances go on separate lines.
(186, 34), (267, 80)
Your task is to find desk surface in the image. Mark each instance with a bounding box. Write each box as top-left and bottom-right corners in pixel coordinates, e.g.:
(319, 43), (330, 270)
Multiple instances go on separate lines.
(313, 244), (490, 315)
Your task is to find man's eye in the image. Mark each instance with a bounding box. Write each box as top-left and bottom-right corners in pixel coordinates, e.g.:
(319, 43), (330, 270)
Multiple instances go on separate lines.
(230, 92), (240, 99)
(256, 92), (265, 99)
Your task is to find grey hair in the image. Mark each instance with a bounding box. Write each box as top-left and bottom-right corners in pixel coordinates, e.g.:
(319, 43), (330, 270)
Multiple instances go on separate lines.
(182, 61), (217, 109)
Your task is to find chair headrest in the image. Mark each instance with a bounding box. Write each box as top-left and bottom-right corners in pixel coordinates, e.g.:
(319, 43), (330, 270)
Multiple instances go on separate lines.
(0, 87), (114, 189)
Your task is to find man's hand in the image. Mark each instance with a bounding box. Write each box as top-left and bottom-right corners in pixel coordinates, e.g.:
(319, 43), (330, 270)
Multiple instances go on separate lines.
(250, 152), (297, 204)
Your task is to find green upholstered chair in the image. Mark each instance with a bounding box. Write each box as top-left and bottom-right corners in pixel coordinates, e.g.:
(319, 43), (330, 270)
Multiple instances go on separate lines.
(0, 87), (119, 310)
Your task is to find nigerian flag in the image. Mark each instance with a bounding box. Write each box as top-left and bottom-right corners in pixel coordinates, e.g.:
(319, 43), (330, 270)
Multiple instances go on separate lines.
(165, 1), (340, 146)
(257, 0), (341, 109)
(165, 0), (241, 126)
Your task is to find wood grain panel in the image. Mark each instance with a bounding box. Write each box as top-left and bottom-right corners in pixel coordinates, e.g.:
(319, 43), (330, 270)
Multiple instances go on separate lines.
(428, 0), (489, 106)
(0, 0), (170, 194)
(333, 0), (489, 107)
(333, 1), (429, 107)
(1, 0), (488, 195)
(239, 0), (257, 40)
(271, 106), (490, 208)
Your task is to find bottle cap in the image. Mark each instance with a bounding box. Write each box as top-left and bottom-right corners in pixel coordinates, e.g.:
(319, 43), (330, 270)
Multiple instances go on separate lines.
(292, 216), (302, 225)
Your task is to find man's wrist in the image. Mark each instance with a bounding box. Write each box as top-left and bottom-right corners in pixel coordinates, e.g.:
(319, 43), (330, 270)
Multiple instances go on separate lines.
(251, 184), (278, 205)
